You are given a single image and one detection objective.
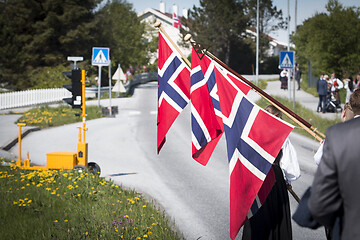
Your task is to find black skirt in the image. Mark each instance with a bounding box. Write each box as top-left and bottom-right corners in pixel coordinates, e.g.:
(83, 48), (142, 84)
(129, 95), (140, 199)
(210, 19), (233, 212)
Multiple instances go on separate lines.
(242, 163), (292, 240)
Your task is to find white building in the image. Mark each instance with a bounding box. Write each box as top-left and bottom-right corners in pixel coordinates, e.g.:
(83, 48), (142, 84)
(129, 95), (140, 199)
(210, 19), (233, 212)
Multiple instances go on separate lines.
(138, 2), (192, 64)
(245, 29), (295, 57)
(138, 2), (293, 64)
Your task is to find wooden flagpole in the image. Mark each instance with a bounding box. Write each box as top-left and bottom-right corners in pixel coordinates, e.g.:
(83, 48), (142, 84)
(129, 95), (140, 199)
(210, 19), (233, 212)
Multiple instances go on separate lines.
(184, 34), (324, 142)
(154, 21), (191, 68)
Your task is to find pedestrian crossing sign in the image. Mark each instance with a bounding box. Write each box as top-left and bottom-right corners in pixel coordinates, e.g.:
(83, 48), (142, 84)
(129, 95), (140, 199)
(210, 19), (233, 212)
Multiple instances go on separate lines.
(279, 51), (294, 69)
(92, 47), (110, 66)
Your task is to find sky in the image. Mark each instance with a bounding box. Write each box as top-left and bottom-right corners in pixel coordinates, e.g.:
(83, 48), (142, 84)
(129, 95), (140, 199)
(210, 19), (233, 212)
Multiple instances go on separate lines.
(129, 0), (359, 43)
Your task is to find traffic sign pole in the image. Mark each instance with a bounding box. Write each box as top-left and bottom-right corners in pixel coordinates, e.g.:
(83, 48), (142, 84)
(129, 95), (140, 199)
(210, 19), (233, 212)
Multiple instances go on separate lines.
(108, 60), (112, 116)
(92, 47), (110, 108)
(97, 66), (102, 107)
(279, 51), (295, 100)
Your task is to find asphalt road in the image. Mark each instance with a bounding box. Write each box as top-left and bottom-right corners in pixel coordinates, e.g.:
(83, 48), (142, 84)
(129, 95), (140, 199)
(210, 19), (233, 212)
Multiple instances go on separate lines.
(6, 82), (326, 239)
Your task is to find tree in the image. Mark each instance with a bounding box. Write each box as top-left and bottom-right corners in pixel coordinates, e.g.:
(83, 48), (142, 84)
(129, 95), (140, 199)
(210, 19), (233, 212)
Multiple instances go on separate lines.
(292, 0), (360, 77)
(183, 0), (249, 67)
(95, 0), (151, 71)
(245, 0), (286, 61)
(181, 0), (285, 74)
(0, 0), (101, 90)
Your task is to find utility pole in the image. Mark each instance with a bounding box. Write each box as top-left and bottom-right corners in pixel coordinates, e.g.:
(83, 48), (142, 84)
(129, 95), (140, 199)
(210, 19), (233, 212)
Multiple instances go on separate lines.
(293, 0), (297, 108)
(287, 0), (291, 100)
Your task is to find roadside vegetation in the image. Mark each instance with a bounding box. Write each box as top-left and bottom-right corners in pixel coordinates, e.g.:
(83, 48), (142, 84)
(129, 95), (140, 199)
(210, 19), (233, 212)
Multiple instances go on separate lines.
(15, 105), (102, 129)
(256, 96), (341, 137)
(0, 160), (181, 240)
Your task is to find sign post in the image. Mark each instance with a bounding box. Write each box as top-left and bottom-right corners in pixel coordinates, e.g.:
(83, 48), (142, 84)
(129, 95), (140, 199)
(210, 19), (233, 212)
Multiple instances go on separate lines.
(112, 64), (127, 97)
(92, 47), (110, 107)
(279, 51), (295, 100)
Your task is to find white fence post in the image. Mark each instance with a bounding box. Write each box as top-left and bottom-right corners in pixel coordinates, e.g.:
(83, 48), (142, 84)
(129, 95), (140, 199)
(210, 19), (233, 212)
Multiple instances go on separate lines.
(0, 88), (72, 110)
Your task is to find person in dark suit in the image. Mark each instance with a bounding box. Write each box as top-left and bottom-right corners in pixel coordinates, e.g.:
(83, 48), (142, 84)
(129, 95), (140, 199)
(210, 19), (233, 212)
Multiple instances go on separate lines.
(317, 74), (327, 113)
(308, 89), (360, 239)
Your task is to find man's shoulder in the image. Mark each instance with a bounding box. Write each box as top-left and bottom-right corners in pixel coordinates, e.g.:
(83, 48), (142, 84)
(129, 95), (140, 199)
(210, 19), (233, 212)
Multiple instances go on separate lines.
(327, 117), (360, 136)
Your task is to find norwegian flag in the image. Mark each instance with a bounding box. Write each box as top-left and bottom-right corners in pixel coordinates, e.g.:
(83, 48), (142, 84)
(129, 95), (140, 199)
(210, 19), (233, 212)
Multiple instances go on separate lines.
(173, 13), (181, 29)
(157, 31), (190, 153)
(190, 50), (222, 165)
(215, 70), (294, 240)
(190, 50), (251, 165)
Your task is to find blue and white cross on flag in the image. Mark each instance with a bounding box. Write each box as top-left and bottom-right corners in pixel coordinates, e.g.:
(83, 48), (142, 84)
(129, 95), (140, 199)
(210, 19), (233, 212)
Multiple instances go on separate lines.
(279, 51), (294, 69)
(92, 47), (110, 66)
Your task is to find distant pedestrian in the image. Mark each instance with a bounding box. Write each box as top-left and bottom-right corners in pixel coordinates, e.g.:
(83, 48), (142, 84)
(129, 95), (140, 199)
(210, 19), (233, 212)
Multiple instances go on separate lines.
(295, 65), (302, 90)
(316, 74), (327, 113)
(344, 76), (354, 103)
(280, 69), (288, 90)
(330, 73), (343, 105)
(355, 74), (360, 90)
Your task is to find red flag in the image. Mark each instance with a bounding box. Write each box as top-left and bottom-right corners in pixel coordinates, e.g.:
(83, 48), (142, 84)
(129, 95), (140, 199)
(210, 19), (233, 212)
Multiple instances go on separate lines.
(190, 49), (223, 165)
(157, 31), (190, 153)
(173, 13), (181, 29)
(215, 68), (294, 239)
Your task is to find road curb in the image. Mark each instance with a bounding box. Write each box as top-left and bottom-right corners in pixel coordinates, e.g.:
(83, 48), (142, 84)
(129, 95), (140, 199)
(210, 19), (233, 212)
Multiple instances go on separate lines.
(1, 127), (41, 151)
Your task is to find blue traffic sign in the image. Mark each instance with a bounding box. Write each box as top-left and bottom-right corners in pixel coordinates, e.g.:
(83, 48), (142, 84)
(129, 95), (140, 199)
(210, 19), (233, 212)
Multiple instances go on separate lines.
(92, 47), (110, 66)
(279, 51), (294, 69)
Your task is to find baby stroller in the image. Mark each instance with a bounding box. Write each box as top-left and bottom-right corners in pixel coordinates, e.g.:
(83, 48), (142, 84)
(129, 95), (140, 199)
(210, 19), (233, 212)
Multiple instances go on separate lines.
(325, 92), (342, 113)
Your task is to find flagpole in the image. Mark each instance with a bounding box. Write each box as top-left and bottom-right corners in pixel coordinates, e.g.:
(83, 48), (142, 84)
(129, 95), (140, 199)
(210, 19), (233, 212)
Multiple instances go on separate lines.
(154, 21), (191, 68)
(184, 34), (325, 142)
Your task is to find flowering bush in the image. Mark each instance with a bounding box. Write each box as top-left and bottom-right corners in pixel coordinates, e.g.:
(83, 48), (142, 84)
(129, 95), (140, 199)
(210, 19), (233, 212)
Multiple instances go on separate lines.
(17, 105), (102, 128)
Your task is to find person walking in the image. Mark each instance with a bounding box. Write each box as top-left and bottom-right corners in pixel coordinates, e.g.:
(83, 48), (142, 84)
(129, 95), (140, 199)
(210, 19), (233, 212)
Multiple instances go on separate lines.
(317, 74), (327, 113)
(295, 65), (302, 90)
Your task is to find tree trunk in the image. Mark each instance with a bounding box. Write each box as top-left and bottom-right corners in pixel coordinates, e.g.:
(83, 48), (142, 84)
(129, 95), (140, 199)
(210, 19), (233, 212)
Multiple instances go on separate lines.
(225, 39), (231, 65)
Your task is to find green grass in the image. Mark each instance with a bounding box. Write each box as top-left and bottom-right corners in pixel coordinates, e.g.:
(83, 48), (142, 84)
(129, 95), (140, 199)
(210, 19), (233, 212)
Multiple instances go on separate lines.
(256, 79), (268, 90)
(0, 161), (181, 240)
(16, 105), (103, 128)
(256, 96), (341, 138)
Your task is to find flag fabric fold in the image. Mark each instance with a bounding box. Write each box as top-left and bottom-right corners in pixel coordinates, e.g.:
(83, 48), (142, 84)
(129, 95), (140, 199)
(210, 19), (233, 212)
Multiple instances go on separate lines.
(190, 51), (252, 166)
(190, 50), (224, 165)
(157, 31), (190, 153)
(215, 70), (294, 240)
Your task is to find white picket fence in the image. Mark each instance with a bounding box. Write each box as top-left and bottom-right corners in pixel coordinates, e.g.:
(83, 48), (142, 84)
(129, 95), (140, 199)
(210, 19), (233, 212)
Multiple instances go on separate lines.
(0, 88), (72, 110)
